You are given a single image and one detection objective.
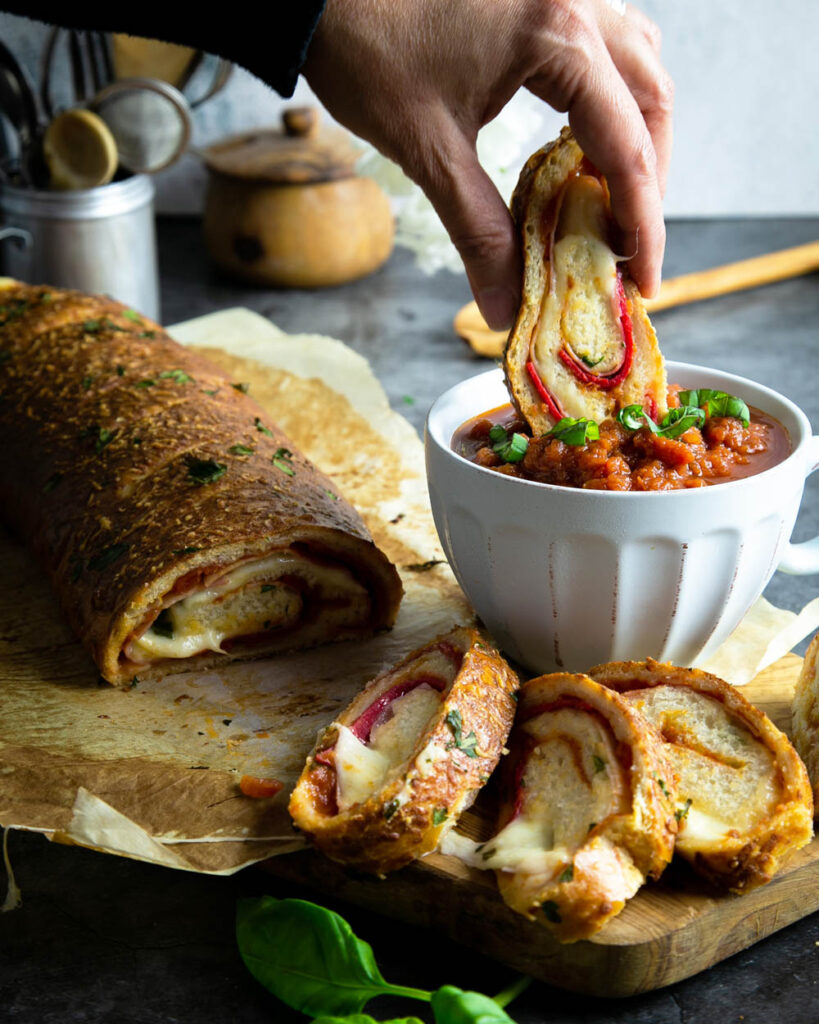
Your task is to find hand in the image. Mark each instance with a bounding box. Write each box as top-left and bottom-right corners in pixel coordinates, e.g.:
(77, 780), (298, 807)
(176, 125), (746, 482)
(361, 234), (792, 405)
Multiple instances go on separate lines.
(304, 0), (673, 329)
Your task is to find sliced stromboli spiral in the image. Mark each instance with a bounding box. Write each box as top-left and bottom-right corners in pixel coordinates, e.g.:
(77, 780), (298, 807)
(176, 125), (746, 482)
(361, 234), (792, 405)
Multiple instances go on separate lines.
(792, 633), (819, 809)
(589, 659), (814, 893)
(484, 672), (677, 943)
(0, 281), (403, 684)
(288, 626), (519, 875)
(504, 127), (667, 434)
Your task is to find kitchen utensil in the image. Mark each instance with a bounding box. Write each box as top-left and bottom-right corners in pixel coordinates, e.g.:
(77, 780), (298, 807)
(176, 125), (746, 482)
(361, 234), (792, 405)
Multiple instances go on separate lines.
(454, 240), (819, 357)
(40, 27), (114, 120)
(202, 106), (394, 287)
(0, 39), (45, 186)
(109, 36), (232, 106)
(0, 173), (160, 319)
(42, 108), (117, 190)
(425, 364), (819, 674)
(88, 77), (192, 174)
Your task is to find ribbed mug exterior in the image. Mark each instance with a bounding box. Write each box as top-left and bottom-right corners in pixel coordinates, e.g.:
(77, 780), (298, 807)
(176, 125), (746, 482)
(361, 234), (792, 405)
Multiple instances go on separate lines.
(426, 364), (819, 674)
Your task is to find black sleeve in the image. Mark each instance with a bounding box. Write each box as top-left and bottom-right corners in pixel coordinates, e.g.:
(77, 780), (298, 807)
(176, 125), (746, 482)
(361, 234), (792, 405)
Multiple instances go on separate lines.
(1, 2), (328, 97)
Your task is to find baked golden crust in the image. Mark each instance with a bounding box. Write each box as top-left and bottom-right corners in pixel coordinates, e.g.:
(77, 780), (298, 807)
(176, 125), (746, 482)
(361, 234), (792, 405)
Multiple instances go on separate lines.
(0, 282), (402, 683)
(791, 633), (819, 810)
(489, 672), (677, 942)
(504, 127), (667, 434)
(288, 626), (519, 875)
(590, 659), (814, 893)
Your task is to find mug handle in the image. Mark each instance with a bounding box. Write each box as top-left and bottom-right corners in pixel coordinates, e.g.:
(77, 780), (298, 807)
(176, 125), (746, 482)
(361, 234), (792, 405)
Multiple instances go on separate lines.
(778, 434), (819, 574)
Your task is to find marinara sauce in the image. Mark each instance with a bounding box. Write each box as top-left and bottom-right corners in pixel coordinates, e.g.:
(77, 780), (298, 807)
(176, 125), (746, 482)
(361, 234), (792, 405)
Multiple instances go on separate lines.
(453, 399), (790, 492)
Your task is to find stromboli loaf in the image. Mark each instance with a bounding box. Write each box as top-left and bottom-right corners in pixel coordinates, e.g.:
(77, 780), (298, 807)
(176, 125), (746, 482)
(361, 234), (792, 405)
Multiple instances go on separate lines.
(589, 659), (814, 893)
(288, 626), (519, 875)
(485, 672), (677, 942)
(504, 127), (667, 433)
(0, 281), (402, 684)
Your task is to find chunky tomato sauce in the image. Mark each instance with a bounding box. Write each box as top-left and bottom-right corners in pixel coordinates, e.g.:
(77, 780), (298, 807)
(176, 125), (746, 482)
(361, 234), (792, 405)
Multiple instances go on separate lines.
(453, 400), (790, 491)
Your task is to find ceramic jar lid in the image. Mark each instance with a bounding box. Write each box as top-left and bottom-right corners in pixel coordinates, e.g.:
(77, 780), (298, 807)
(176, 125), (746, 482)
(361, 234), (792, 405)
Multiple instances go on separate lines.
(203, 107), (360, 184)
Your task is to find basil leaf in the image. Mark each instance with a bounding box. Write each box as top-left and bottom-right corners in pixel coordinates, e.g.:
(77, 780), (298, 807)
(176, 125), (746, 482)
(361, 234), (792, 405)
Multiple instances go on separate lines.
(313, 1017), (424, 1024)
(546, 417), (599, 445)
(617, 405), (657, 433)
(87, 543), (129, 572)
(445, 709), (479, 757)
(151, 609), (174, 639)
(658, 406), (706, 438)
(236, 897), (430, 1017)
(185, 457), (227, 486)
(678, 388), (750, 427)
(431, 986), (518, 1024)
(489, 425), (529, 463)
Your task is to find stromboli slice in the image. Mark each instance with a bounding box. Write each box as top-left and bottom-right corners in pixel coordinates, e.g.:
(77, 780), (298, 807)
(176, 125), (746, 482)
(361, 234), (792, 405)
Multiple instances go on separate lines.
(485, 672), (677, 943)
(590, 659), (814, 893)
(0, 282), (403, 684)
(792, 632), (819, 809)
(288, 626), (519, 875)
(504, 127), (667, 434)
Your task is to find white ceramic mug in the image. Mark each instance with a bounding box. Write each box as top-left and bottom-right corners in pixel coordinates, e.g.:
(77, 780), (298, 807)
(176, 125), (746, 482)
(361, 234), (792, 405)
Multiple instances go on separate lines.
(425, 362), (819, 674)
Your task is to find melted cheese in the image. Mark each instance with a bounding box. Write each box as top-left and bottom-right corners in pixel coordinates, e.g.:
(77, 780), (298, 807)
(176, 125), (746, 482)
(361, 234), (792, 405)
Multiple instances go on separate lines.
(334, 685), (443, 812)
(676, 805), (733, 849)
(533, 175), (622, 376)
(131, 551), (365, 661)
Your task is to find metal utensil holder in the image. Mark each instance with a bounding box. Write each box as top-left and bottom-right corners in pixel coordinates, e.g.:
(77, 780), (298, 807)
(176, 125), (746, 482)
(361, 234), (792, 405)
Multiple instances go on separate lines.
(0, 174), (160, 320)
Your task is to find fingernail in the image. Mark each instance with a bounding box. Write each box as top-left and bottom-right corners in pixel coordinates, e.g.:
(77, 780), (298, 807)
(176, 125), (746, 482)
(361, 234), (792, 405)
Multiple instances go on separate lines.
(478, 287), (518, 331)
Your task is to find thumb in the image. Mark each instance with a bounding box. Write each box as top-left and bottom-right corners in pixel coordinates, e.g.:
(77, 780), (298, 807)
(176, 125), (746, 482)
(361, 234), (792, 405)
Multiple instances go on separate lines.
(416, 131), (521, 331)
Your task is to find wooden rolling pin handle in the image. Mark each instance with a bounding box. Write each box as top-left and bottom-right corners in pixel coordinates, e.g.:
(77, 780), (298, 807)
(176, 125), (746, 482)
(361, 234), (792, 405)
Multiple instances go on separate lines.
(645, 241), (819, 312)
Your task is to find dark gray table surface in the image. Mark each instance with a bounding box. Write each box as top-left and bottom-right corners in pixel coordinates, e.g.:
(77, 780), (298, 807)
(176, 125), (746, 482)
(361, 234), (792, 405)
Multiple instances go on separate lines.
(2, 216), (819, 1024)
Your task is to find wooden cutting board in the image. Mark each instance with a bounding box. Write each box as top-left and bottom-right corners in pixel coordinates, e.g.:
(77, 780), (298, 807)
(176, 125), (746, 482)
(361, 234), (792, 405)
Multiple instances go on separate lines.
(265, 653), (819, 997)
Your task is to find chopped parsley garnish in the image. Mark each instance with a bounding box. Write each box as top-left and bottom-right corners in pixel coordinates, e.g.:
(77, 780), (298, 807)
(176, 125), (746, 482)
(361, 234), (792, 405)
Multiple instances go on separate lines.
(0, 350), (11, 365)
(432, 807), (448, 826)
(83, 317), (127, 334)
(158, 368), (193, 384)
(558, 865), (574, 883)
(488, 423), (528, 463)
(677, 388), (750, 427)
(173, 546), (201, 555)
(324, 489), (338, 501)
(94, 427), (116, 453)
(445, 709), (479, 758)
(123, 309), (143, 323)
(116, 364), (125, 376)
(151, 609), (175, 639)
(185, 456), (227, 486)
(592, 754), (607, 774)
(260, 584), (275, 593)
(232, 382), (250, 394)
(383, 799), (399, 821)
(81, 375), (93, 390)
(656, 777), (671, 798)
(229, 444), (254, 456)
(139, 330), (157, 339)
(546, 417), (600, 446)
(480, 847), (497, 861)
(402, 395), (415, 405)
(541, 901), (562, 924)
(135, 378), (156, 389)
(405, 559), (446, 572)
(676, 798), (693, 822)
(87, 543), (129, 572)
(272, 448), (295, 476)
(254, 417), (273, 437)
(202, 388), (219, 396)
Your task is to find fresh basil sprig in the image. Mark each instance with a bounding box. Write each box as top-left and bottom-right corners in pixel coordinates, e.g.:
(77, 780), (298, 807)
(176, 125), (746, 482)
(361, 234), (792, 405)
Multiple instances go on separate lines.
(617, 404), (706, 439)
(236, 897), (528, 1024)
(488, 424), (528, 463)
(546, 417), (599, 446)
(677, 388), (750, 427)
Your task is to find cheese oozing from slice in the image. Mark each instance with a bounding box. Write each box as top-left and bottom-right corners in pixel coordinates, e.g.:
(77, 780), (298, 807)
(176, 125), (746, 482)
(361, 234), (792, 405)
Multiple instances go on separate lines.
(483, 707), (627, 877)
(130, 550), (368, 661)
(334, 684), (443, 811)
(533, 175), (623, 376)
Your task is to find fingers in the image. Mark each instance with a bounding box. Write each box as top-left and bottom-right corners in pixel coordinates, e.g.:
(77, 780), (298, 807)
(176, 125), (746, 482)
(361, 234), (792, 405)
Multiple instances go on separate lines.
(599, 4), (674, 195)
(413, 127), (522, 330)
(526, 8), (668, 297)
